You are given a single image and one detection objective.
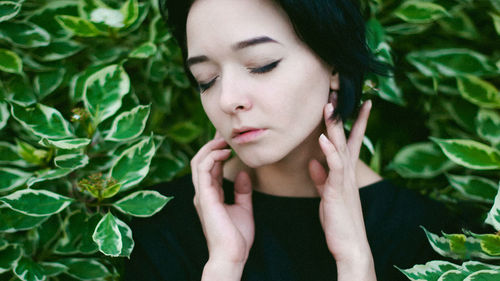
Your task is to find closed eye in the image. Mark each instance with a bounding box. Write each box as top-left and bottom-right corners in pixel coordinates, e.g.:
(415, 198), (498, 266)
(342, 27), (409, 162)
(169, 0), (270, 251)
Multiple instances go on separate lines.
(249, 59), (282, 74)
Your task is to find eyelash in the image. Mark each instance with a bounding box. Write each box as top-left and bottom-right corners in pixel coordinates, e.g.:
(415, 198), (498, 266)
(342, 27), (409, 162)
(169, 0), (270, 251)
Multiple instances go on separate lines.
(198, 59), (282, 93)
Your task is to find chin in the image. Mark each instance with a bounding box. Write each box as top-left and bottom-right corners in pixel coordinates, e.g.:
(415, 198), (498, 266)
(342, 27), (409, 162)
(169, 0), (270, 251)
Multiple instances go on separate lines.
(234, 147), (289, 168)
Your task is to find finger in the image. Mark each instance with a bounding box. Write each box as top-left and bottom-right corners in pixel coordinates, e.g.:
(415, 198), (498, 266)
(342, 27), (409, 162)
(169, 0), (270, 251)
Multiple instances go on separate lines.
(347, 100), (372, 161)
(308, 158), (327, 196)
(318, 134), (344, 184)
(233, 171), (253, 210)
(197, 149), (232, 204)
(192, 138), (228, 186)
(324, 103), (347, 156)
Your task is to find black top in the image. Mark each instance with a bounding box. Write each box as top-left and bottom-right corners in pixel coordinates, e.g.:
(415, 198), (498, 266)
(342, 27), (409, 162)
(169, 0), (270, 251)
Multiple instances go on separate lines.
(123, 174), (475, 281)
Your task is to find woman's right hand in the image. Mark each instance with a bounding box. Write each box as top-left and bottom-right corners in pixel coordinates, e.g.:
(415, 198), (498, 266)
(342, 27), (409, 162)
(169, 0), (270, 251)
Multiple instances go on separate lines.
(191, 132), (254, 278)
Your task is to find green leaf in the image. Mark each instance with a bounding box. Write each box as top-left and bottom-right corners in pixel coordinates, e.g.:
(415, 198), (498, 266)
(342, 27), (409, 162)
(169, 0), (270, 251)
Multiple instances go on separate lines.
(105, 104), (150, 141)
(13, 257), (46, 281)
(116, 218), (134, 257)
(39, 138), (91, 150)
(147, 154), (186, 184)
(457, 75), (500, 108)
(0, 206), (50, 232)
(0, 244), (22, 273)
(491, 13), (500, 35)
(466, 270), (500, 280)
(0, 189), (73, 216)
(83, 64), (131, 125)
(55, 15), (101, 37)
(40, 262), (67, 277)
(0, 141), (25, 166)
(55, 211), (100, 254)
(10, 102), (74, 139)
(16, 140), (48, 166)
(421, 226), (464, 259)
(34, 68), (66, 100)
(4, 76), (37, 106)
(476, 109), (500, 145)
(0, 167), (32, 192)
(0, 48), (22, 74)
(129, 41), (156, 59)
(486, 184), (500, 231)
(120, 0), (139, 28)
(27, 168), (74, 187)
(446, 174), (499, 203)
(439, 270), (469, 280)
(389, 142), (455, 178)
(35, 40), (85, 61)
(375, 75), (405, 105)
(0, 100), (9, 130)
(385, 22), (431, 35)
(92, 212), (121, 256)
(431, 138), (500, 170)
(395, 1), (448, 24)
(54, 153), (89, 169)
(113, 190), (171, 217)
(26, 1), (79, 39)
(60, 258), (110, 280)
(438, 10), (478, 40)
(89, 7), (125, 29)
(0, 21), (50, 48)
(119, 2), (149, 36)
(397, 260), (460, 281)
(407, 49), (497, 78)
(0, 1), (22, 22)
(79, 0), (108, 20)
(440, 98), (478, 133)
(110, 136), (155, 191)
(168, 122), (202, 143)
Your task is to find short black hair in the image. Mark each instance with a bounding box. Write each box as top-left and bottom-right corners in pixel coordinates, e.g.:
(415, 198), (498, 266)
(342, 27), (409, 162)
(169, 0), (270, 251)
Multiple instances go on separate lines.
(159, 0), (390, 121)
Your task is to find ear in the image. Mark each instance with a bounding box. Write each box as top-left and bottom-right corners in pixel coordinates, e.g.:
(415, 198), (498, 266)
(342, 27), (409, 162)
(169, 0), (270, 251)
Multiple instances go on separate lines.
(329, 71), (339, 106)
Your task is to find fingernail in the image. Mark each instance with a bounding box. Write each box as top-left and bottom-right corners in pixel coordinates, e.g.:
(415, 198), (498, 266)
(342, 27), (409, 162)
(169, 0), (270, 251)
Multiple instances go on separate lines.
(326, 103), (334, 115)
(366, 99), (372, 109)
(319, 133), (329, 144)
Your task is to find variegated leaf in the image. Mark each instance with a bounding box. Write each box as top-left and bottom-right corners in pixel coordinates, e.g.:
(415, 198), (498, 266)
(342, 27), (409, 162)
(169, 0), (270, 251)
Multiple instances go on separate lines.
(0, 189), (73, 216)
(105, 104), (150, 141)
(113, 190), (171, 217)
(0, 167), (32, 192)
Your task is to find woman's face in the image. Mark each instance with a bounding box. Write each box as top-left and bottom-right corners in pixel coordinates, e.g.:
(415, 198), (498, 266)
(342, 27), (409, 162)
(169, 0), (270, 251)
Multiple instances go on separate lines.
(186, 0), (338, 168)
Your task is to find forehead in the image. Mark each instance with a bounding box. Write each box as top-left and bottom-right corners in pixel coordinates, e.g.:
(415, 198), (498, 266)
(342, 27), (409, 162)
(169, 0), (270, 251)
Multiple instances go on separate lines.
(186, 0), (298, 55)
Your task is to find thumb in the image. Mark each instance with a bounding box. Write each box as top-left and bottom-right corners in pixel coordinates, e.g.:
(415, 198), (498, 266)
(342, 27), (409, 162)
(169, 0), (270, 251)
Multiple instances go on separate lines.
(233, 171), (253, 209)
(308, 159), (327, 196)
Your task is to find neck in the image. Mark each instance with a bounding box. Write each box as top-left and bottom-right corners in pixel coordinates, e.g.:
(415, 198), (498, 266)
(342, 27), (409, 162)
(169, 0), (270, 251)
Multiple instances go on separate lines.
(223, 128), (382, 198)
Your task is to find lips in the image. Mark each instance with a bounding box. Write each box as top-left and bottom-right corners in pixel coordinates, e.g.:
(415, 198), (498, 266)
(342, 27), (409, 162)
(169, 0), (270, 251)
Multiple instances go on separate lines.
(231, 127), (267, 144)
(231, 127), (260, 138)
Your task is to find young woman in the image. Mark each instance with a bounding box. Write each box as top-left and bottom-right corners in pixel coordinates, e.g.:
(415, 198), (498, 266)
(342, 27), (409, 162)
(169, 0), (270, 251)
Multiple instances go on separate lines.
(123, 0), (467, 280)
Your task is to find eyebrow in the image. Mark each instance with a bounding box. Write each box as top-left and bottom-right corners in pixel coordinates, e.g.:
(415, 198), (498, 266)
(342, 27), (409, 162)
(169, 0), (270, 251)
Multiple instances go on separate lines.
(186, 36), (280, 68)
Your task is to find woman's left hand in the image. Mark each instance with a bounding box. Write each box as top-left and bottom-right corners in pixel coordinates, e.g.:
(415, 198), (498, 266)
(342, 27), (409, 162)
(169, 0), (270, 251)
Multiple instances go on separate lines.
(308, 100), (376, 281)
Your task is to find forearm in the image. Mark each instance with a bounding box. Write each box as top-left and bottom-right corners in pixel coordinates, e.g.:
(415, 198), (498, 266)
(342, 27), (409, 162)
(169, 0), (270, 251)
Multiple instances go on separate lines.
(201, 260), (245, 281)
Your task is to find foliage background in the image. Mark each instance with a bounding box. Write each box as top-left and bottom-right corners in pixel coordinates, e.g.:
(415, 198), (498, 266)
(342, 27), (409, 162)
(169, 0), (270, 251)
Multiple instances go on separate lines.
(0, 0), (499, 280)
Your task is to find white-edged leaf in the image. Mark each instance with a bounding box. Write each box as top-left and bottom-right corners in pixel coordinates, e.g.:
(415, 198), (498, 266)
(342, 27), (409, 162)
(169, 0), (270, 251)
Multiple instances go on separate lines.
(34, 68), (66, 100)
(0, 48), (22, 74)
(26, 168), (74, 187)
(431, 138), (500, 170)
(464, 270), (500, 280)
(92, 212), (122, 256)
(0, 21), (50, 48)
(35, 40), (85, 62)
(55, 15), (101, 37)
(0, 167), (32, 192)
(105, 104), (150, 141)
(54, 154), (89, 169)
(13, 257), (46, 281)
(395, 1), (449, 23)
(0, 1), (22, 22)
(0, 100), (9, 130)
(390, 142), (455, 178)
(60, 258), (110, 280)
(40, 262), (67, 277)
(39, 138), (91, 150)
(0, 244), (22, 273)
(0, 141), (25, 167)
(457, 75), (500, 109)
(0, 205), (50, 233)
(397, 260), (461, 281)
(116, 218), (134, 257)
(83, 64), (130, 125)
(129, 41), (156, 58)
(476, 109), (500, 145)
(110, 136), (155, 191)
(120, 0), (138, 27)
(485, 183), (500, 231)
(0, 189), (73, 216)
(446, 174), (498, 203)
(10, 102), (74, 139)
(113, 190), (171, 217)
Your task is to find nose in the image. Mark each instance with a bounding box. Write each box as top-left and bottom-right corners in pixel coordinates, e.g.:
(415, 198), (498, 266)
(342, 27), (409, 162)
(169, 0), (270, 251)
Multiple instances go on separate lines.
(218, 73), (252, 114)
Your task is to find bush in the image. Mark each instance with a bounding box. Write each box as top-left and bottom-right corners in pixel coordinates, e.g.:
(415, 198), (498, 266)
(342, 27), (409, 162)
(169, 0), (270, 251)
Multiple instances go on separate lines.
(0, 0), (499, 280)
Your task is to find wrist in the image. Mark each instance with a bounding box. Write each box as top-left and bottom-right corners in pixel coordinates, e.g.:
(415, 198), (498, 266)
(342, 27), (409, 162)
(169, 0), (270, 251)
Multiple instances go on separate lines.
(201, 259), (246, 281)
(336, 255), (376, 281)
